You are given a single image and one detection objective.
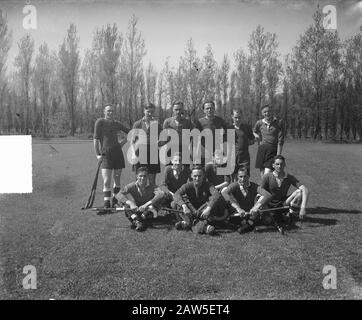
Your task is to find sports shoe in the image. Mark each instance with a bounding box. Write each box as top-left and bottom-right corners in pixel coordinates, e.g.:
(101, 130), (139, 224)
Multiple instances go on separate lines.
(277, 226), (284, 234)
(111, 197), (119, 208)
(134, 220), (145, 232)
(205, 224), (216, 235)
(175, 221), (190, 230)
(238, 223), (254, 234)
(104, 200), (111, 208)
(175, 221), (184, 230)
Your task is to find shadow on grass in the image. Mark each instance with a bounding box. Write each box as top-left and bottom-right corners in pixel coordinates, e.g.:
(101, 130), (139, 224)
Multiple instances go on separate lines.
(253, 223), (301, 234)
(152, 217), (236, 236)
(149, 214), (177, 231)
(96, 210), (123, 216)
(308, 207), (362, 215)
(302, 216), (338, 227)
(97, 208), (343, 232)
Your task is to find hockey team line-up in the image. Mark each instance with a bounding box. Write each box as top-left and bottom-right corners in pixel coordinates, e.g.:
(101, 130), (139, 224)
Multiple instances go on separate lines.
(124, 124), (236, 174)
(83, 101), (309, 235)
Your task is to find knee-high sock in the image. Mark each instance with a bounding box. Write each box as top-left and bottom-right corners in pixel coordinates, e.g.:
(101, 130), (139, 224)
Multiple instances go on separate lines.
(103, 190), (111, 202)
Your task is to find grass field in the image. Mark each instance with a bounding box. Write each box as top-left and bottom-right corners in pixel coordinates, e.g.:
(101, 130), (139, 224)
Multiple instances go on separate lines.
(0, 140), (361, 300)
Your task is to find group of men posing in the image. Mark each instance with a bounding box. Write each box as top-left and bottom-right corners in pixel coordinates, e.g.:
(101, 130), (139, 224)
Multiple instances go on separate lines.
(93, 101), (309, 234)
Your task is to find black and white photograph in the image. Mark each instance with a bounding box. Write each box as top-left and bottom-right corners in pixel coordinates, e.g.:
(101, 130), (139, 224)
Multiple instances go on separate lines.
(0, 0), (361, 302)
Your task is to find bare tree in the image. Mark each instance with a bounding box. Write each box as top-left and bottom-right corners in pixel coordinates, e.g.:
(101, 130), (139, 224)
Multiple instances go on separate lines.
(92, 24), (122, 107)
(234, 49), (253, 123)
(58, 23), (80, 136)
(121, 14), (146, 124)
(265, 56), (282, 108)
(343, 33), (362, 141)
(34, 43), (54, 137)
(217, 54), (230, 118)
(14, 34), (34, 135)
(157, 68), (165, 120)
(0, 10), (12, 133)
(145, 62), (157, 104)
(293, 10), (340, 139)
(173, 62), (188, 113)
(80, 49), (98, 133)
(180, 38), (204, 120)
(201, 44), (217, 102)
(158, 58), (174, 118)
(229, 70), (237, 120)
(248, 25), (279, 120)
(133, 66), (145, 120)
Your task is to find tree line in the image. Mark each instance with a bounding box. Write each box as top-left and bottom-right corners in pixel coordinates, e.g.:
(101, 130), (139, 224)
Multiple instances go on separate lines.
(0, 10), (361, 141)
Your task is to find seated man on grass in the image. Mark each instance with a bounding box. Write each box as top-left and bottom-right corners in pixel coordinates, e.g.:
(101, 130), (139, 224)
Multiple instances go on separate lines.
(173, 165), (221, 235)
(221, 166), (270, 234)
(118, 166), (164, 232)
(261, 155), (309, 222)
(159, 152), (191, 209)
(204, 149), (233, 222)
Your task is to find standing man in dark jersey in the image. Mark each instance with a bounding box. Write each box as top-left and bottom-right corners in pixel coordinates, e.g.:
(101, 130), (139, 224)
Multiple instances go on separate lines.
(131, 103), (163, 186)
(194, 101), (228, 165)
(162, 101), (193, 164)
(94, 104), (130, 208)
(230, 108), (255, 178)
(253, 104), (285, 178)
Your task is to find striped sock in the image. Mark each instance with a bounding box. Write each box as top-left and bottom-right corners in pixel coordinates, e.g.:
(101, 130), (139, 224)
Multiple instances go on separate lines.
(103, 190), (111, 202)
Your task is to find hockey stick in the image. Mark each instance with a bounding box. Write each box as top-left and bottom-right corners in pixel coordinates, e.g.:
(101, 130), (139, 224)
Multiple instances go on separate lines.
(229, 205), (290, 235)
(87, 206), (129, 212)
(160, 202), (209, 224)
(159, 207), (184, 216)
(229, 205), (290, 218)
(81, 159), (102, 210)
(85, 206), (136, 215)
(162, 205), (290, 219)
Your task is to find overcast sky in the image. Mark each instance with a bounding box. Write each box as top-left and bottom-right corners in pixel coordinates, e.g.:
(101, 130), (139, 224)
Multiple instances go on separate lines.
(2, 0), (362, 71)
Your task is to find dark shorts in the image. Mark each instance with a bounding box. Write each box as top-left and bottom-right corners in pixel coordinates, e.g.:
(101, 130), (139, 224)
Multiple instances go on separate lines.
(255, 144), (277, 170)
(102, 144), (125, 170)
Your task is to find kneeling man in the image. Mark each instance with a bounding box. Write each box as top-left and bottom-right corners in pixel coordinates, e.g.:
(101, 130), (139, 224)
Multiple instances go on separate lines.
(118, 166), (164, 231)
(221, 167), (269, 234)
(159, 152), (191, 209)
(173, 165), (220, 235)
(261, 155), (309, 221)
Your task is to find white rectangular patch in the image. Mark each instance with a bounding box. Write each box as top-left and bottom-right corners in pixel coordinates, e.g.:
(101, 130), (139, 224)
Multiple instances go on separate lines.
(0, 135), (32, 193)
